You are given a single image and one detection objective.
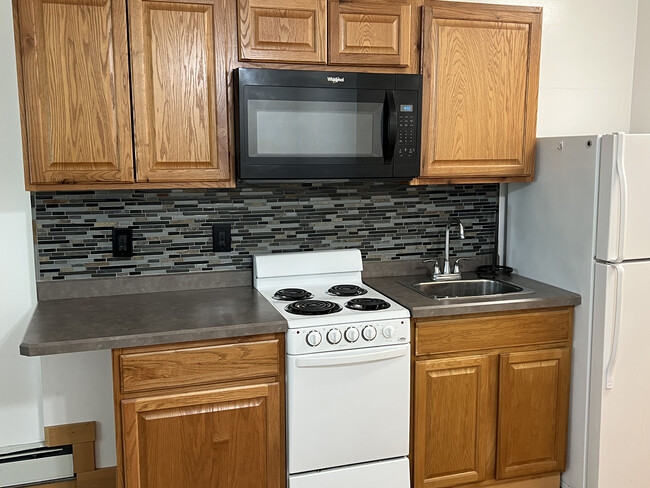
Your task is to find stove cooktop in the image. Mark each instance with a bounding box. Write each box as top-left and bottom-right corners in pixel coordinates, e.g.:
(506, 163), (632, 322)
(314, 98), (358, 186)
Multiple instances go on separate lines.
(256, 281), (408, 328)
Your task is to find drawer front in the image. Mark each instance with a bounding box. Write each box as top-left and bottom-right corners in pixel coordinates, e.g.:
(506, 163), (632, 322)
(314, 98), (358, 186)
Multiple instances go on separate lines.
(119, 338), (280, 394)
(415, 307), (572, 356)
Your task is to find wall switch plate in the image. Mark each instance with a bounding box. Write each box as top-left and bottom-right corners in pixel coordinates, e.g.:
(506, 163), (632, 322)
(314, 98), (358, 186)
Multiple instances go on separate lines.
(212, 224), (232, 252)
(112, 228), (133, 257)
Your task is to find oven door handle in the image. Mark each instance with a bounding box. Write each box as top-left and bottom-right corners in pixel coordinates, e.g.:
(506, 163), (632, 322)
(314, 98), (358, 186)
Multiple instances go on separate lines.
(294, 346), (408, 368)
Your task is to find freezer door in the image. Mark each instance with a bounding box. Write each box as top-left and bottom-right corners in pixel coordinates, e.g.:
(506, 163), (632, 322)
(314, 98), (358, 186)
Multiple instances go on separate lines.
(588, 261), (650, 488)
(596, 133), (650, 261)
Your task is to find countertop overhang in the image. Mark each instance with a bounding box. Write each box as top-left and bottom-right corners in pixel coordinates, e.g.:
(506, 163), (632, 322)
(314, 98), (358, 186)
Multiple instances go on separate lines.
(20, 286), (287, 356)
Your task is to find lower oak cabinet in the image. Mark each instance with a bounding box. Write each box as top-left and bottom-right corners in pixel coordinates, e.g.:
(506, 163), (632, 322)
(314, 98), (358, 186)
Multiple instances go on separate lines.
(412, 307), (573, 488)
(112, 334), (285, 488)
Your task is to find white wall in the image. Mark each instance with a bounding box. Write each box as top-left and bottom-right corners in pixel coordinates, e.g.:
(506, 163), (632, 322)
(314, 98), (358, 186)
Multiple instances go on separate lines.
(630, 0), (650, 132)
(41, 352), (116, 467)
(0, 0), (643, 470)
(0, 0), (42, 448)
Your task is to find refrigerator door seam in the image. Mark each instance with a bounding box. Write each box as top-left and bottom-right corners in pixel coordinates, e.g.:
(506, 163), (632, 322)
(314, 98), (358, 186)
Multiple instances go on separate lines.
(605, 263), (624, 389)
(614, 133), (627, 264)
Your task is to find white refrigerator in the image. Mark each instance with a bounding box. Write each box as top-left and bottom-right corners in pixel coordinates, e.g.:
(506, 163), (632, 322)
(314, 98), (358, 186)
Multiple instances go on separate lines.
(506, 133), (650, 488)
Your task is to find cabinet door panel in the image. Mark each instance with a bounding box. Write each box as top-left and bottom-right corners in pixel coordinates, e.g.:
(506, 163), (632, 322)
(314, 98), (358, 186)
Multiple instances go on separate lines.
(129, 0), (231, 182)
(497, 348), (570, 479)
(238, 0), (327, 64)
(414, 355), (490, 488)
(420, 3), (541, 181)
(16, 0), (133, 184)
(329, 1), (411, 67)
(121, 382), (282, 488)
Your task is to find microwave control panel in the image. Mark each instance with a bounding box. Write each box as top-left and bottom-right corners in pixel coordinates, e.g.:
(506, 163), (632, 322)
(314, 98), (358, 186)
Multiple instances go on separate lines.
(394, 96), (420, 167)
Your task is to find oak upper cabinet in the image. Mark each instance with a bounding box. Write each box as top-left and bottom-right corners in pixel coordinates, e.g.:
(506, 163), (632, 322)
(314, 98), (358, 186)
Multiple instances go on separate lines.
(113, 335), (285, 488)
(417, 1), (542, 184)
(329, 1), (412, 67)
(237, 0), (415, 69)
(13, 0), (234, 190)
(413, 308), (573, 488)
(238, 0), (328, 64)
(128, 0), (232, 183)
(13, 0), (134, 185)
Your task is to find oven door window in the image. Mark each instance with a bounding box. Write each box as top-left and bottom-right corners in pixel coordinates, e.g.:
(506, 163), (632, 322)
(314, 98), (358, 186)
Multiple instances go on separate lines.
(240, 86), (393, 179)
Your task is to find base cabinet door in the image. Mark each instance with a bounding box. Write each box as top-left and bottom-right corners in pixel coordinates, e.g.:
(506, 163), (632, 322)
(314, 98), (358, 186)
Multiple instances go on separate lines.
(414, 355), (491, 488)
(497, 348), (570, 479)
(121, 382), (283, 488)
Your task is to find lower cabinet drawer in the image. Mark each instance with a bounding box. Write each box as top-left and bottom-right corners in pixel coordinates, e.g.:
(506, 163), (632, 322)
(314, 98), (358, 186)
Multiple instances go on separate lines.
(415, 307), (572, 356)
(118, 338), (280, 394)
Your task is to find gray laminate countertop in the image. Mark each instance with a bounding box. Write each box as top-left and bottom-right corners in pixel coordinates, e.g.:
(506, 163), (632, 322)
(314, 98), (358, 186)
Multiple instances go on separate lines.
(20, 286), (286, 356)
(21, 262), (581, 357)
(365, 273), (581, 318)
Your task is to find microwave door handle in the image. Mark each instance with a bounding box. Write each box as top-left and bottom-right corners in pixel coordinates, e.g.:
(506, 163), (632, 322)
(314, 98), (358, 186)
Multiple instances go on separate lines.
(383, 91), (397, 161)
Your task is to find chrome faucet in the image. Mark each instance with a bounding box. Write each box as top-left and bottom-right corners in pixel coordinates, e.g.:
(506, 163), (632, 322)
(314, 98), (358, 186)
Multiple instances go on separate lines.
(423, 218), (466, 281)
(443, 218), (464, 275)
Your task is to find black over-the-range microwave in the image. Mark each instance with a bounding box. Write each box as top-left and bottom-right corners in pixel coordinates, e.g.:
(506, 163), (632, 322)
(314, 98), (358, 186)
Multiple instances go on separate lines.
(235, 68), (422, 181)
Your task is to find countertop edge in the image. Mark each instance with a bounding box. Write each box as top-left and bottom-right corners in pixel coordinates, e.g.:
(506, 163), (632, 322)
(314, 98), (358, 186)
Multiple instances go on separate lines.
(20, 319), (288, 356)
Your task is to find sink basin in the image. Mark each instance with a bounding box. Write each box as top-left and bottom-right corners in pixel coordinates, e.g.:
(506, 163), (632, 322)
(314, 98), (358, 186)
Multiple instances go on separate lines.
(402, 278), (531, 299)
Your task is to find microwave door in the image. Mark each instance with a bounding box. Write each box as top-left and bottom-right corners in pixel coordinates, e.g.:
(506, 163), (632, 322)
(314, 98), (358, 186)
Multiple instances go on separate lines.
(239, 85), (392, 179)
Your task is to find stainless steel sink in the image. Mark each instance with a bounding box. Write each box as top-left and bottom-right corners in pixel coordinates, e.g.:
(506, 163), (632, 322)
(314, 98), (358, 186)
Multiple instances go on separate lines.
(400, 278), (532, 299)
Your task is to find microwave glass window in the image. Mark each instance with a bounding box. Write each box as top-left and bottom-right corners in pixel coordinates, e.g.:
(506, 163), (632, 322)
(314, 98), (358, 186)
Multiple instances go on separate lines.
(247, 100), (383, 158)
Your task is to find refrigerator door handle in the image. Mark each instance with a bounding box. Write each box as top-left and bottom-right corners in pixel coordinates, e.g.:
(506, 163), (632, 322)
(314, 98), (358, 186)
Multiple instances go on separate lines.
(614, 133), (628, 263)
(605, 263), (624, 389)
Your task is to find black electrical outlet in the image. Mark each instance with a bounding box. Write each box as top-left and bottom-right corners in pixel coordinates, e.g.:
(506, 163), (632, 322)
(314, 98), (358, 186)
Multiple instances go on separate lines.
(212, 224), (232, 252)
(112, 228), (133, 257)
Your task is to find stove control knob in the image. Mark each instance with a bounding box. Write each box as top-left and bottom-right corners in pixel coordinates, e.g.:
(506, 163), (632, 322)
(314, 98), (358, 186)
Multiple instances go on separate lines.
(344, 327), (360, 343)
(306, 330), (322, 347)
(362, 325), (377, 341)
(327, 328), (342, 344)
(382, 325), (396, 339)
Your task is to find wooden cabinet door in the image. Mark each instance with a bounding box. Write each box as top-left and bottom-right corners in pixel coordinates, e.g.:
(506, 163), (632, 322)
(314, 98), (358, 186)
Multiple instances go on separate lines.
(15, 0), (133, 185)
(419, 2), (542, 182)
(497, 348), (570, 479)
(329, 1), (411, 67)
(414, 355), (491, 488)
(121, 382), (282, 488)
(128, 0), (231, 183)
(238, 0), (327, 64)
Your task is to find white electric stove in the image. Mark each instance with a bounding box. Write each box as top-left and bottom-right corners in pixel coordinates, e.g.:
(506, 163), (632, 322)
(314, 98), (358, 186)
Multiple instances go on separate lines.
(253, 249), (411, 488)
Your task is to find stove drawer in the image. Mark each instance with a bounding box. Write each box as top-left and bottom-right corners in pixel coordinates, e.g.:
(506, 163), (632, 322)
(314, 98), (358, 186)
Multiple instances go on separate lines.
(117, 336), (281, 394)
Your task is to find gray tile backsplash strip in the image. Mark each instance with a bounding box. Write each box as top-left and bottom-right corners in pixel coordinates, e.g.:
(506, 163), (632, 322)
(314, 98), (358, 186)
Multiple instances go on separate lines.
(32, 182), (498, 281)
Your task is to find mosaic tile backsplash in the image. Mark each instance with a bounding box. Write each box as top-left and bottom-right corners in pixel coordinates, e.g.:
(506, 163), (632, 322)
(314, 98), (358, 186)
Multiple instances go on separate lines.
(32, 182), (499, 281)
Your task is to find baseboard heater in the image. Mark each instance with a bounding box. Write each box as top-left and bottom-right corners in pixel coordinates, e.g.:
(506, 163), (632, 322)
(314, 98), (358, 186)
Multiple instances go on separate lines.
(0, 444), (74, 487)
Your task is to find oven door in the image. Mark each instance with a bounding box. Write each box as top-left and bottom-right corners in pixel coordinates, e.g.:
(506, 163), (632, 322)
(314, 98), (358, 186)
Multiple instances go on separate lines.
(286, 344), (410, 474)
(238, 85), (397, 179)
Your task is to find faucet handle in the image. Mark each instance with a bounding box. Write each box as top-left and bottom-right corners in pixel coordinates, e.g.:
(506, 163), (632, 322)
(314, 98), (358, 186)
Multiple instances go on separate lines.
(453, 258), (471, 273)
(423, 259), (441, 276)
